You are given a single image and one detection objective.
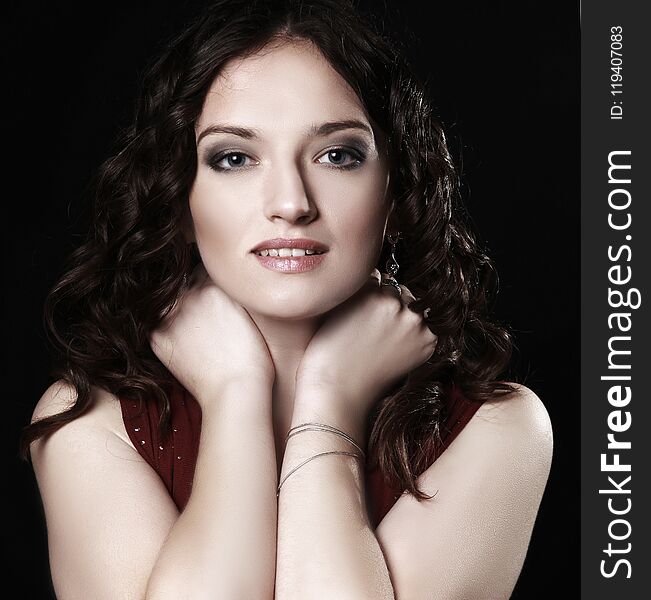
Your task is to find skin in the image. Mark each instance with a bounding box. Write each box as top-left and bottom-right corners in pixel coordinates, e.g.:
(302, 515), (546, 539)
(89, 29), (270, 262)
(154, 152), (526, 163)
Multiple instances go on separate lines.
(183, 38), (429, 469)
(29, 38), (553, 600)
(158, 38), (440, 597)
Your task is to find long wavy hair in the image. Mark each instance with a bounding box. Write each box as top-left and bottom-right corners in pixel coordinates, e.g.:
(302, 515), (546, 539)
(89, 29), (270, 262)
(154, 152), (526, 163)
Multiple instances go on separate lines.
(19, 0), (515, 500)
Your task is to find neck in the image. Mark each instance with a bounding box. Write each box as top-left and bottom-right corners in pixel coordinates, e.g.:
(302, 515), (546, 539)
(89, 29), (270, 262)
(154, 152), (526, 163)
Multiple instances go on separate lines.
(246, 309), (325, 469)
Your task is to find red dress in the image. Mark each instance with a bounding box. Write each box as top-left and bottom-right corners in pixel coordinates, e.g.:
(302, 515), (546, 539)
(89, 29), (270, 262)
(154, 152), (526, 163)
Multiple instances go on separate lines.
(119, 379), (483, 528)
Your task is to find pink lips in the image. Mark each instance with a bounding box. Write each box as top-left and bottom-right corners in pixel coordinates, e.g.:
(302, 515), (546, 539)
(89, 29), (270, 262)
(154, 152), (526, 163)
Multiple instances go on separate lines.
(250, 237), (328, 253)
(250, 237), (329, 273)
(252, 252), (327, 273)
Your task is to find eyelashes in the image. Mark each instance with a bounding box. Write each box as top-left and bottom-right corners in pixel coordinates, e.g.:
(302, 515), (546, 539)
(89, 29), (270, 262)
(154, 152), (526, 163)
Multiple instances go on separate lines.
(210, 152), (253, 171)
(316, 148), (366, 170)
(206, 146), (367, 173)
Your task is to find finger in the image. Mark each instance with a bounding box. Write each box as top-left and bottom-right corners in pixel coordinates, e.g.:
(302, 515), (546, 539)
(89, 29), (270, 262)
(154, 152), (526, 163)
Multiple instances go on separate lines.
(359, 269), (381, 292)
(379, 271), (393, 284)
(398, 284), (416, 303)
(377, 275), (411, 300)
(379, 280), (403, 299)
(394, 283), (431, 317)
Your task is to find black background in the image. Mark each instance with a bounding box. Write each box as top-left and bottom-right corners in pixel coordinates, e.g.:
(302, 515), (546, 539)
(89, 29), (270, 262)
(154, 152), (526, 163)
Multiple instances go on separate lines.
(4, 1), (578, 597)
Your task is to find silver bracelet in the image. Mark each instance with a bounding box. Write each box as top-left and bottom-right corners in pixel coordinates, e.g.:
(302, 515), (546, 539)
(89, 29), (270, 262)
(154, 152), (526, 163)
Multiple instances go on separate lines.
(285, 422), (366, 457)
(276, 450), (365, 497)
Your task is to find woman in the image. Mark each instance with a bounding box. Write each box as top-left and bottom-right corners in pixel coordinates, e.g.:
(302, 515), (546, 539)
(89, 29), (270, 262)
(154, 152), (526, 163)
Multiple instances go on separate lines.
(20, 0), (553, 598)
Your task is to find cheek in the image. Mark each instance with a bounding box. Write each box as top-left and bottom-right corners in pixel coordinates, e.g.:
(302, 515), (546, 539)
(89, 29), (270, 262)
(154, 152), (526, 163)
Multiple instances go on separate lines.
(327, 172), (389, 264)
(188, 178), (246, 273)
(186, 165), (390, 316)
(189, 174), (247, 241)
(338, 210), (385, 262)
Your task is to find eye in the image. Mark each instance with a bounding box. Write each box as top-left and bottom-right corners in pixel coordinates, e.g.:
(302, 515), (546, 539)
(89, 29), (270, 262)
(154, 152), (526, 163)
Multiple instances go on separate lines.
(207, 146), (366, 172)
(316, 147), (365, 170)
(209, 152), (256, 172)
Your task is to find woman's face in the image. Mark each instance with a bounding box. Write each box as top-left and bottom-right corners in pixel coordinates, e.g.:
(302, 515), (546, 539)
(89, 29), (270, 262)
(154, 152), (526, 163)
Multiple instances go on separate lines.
(189, 39), (392, 319)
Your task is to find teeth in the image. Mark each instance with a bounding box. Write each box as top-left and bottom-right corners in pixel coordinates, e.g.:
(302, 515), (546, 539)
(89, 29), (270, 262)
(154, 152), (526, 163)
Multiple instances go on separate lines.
(256, 247), (323, 257)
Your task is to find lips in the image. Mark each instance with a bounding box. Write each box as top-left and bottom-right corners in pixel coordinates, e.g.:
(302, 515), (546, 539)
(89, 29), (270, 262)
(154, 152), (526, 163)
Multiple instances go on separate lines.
(253, 251), (327, 273)
(250, 238), (328, 253)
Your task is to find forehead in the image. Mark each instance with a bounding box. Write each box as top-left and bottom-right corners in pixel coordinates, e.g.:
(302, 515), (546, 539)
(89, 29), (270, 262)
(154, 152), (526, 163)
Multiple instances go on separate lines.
(196, 40), (369, 133)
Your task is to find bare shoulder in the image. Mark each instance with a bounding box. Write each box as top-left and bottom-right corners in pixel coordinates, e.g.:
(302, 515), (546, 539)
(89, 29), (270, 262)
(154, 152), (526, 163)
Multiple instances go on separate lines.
(31, 379), (78, 422)
(32, 379), (123, 421)
(474, 382), (554, 453)
(30, 379), (138, 461)
(30, 381), (178, 599)
(375, 382), (554, 599)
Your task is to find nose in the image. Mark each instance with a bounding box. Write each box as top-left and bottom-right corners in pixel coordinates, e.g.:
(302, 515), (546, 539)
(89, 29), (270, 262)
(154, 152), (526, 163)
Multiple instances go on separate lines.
(263, 159), (317, 225)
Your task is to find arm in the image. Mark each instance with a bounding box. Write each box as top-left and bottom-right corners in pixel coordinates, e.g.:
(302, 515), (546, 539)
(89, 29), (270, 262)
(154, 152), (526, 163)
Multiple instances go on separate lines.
(274, 391), (394, 600)
(272, 274), (435, 599)
(275, 384), (552, 600)
(374, 384), (553, 600)
(31, 379), (277, 600)
(146, 379), (277, 599)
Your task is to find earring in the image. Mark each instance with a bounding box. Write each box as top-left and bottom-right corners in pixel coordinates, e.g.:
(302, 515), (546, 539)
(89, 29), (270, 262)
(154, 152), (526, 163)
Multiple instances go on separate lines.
(381, 232), (402, 295)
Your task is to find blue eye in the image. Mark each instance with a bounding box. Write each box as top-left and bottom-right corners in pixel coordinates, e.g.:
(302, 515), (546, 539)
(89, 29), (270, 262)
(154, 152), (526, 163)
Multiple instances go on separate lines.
(209, 152), (254, 171)
(316, 148), (365, 170)
(207, 146), (366, 173)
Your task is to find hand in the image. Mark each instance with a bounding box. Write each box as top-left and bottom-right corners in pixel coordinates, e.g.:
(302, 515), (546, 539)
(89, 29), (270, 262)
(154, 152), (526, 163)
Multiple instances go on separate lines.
(148, 263), (275, 409)
(294, 269), (438, 425)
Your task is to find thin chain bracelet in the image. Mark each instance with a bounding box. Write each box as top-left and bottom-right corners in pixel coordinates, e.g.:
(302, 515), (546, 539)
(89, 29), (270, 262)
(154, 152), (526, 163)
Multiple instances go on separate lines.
(276, 450), (365, 497)
(285, 422), (366, 457)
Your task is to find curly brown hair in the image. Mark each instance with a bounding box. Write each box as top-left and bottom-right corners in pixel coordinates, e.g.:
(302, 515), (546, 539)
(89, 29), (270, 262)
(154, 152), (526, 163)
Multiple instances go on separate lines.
(19, 0), (515, 501)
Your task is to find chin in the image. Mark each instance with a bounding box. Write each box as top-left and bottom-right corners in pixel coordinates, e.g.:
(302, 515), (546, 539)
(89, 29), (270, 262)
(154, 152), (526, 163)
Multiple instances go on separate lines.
(222, 269), (371, 320)
(245, 297), (338, 321)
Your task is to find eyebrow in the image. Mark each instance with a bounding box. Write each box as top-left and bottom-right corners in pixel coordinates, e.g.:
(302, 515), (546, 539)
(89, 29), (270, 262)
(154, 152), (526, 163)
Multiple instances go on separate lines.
(196, 119), (374, 146)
